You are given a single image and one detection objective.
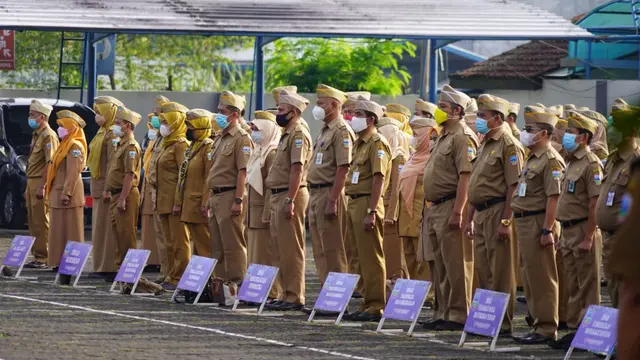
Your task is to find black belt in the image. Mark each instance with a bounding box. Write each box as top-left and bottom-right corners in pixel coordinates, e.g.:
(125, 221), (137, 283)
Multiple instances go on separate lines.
(431, 193), (456, 206)
(347, 193), (370, 200)
(473, 197), (506, 212)
(109, 188), (122, 195)
(513, 209), (545, 219)
(560, 217), (588, 228)
(309, 183), (332, 189)
(211, 187), (236, 194)
(271, 186), (306, 195)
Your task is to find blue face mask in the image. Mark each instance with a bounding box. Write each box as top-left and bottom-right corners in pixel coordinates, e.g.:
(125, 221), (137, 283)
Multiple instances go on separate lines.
(150, 116), (161, 129)
(28, 118), (38, 129)
(216, 113), (230, 130)
(607, 115), (613, 127)
(475, 118), (490, 134)
(562, 133), (579, 152)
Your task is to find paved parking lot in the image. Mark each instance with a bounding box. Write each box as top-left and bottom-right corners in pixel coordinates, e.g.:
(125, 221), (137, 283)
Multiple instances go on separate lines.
(0, 232), (607, 359)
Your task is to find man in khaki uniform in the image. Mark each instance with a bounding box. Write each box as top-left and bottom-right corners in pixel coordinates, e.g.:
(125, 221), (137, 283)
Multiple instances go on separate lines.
(597, 100), (640, 308)
(342, 92), (371, 122)
(465, 94), (524, 335)
(343, 97), (391, 322)
(272, 86), (311, 133)
(24, 100), (58, 268)
(104, 106), (142, 266)
(265, 90), (312, 311)
(423, 85), (478, 331)
(506, 103), (521, 138)
(307, 84), (353, 286)
(511, 105), (565, 344)
(206, 91), (252, 284)
(551, 111), (603, 349)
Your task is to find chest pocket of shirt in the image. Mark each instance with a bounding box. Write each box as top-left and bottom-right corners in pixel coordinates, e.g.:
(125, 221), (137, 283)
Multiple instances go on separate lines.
(438, 141), (453, 156)
(614, 171), (629, 187)
(221, 143), (234, 156)
(564, 171), (582, 193)
(483, 154), (500, 170)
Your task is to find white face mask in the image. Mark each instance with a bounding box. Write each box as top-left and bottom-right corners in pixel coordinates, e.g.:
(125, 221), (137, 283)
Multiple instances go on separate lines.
(312, 106), (326, 121)
(519, 131), (537, 148)
(147, 129), (158, 141)
(159, 124), (171, 137)
(350, 117), (368, 133)
(409, 136), (417, 148)
(251, 130), (262, 144)
(113, 124), (124, 137)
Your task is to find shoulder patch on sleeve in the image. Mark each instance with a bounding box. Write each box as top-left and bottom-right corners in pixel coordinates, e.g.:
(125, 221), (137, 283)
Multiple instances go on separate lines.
(377, 149), (385, 159)
(551, 168), (562, 179)
(129, 150), (136, 159)
(343, 137), (351, 148)
(593, 172), (602, 185)
(72, 149), (81, 158)
(294, 137), (304, 148)
(509, 152), (518, 165)
(242, 145), (251, 154)
(46, 143), (51, 150)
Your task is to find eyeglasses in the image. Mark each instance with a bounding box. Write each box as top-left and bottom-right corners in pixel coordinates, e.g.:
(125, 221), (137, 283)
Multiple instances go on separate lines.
(524, 126), (540, 133)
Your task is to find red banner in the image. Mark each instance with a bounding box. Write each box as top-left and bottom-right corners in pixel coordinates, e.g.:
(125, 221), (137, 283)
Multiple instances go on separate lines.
(0, 30), (15, 71)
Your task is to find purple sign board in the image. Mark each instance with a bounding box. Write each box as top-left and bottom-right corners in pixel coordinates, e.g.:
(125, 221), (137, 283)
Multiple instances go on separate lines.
(2, 236), (35, 267)
(58, 241), (92, 277)
(115, 249), (150, 284)
(464, 289), (509, 338)
(314, 272), (360, 313)
(237, 264), (278, 305)
(383, 279), (431, 322)
(570, 305), (618, 355)
(177, 256), (217, 293)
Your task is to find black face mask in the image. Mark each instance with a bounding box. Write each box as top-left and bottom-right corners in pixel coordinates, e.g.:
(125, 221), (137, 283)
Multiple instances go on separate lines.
(276, 111), (293, 127)
(186, 129), (195, 141)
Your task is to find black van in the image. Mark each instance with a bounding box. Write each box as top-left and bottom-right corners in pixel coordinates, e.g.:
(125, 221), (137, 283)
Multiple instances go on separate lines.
(0, 98), (97, 228)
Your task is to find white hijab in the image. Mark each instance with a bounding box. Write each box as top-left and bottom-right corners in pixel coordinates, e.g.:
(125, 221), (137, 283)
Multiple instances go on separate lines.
(246, 119), (280, 195)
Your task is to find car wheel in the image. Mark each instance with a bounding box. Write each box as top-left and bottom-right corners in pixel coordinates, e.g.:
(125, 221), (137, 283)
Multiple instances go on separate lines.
(1, 182), (26, 229)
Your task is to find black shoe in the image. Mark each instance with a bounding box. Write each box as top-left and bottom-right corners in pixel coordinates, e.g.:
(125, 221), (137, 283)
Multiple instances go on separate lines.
(558, 321), (569, 331)
(270, 301), (304, 311)
(161, 282), (177, 291)
(423, 301), (434, 310)
(435, 320), (465, 331)
(51, 266), (59, 273)
(601, 278), (608, 287)
(302, 307), (336, 317)
(547, 332), (576, 350)
(350, 311), (381, 322)
(516, 296), (527, 304)
(103, 272), (117, 283)
(264, 300), (285, 310)
(422, 318), (445, 330)
(342, 311), (361, 321)
(499, 329), (513, 337)
(525, 314), (534, 327)
(514, 332), (554, 345)
(144, 264), (161, 273)
(351, 292), (362, 299)
(88, 272), (106, 279)
(1, 266), (13, 277)
(58, 274), (71, 286)
(24, 261), (48, 269)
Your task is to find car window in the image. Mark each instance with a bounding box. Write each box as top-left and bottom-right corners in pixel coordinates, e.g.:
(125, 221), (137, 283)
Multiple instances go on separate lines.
(5, 105), (32, 155)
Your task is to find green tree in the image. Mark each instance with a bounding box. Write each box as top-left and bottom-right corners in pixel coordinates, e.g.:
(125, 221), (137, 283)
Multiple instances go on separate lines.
(266, 38), (416, 96)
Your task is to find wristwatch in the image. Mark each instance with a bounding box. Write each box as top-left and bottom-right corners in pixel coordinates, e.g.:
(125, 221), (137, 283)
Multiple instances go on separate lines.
(500, 219), (512, 227)
(541, 228), (553, 236)
(367, 208), (377, 215)
(234, 197), (243, 204)
(285, 197), (294, 204)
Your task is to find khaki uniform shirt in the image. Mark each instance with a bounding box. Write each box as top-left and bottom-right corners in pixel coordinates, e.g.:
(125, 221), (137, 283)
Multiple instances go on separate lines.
(205, 124), (252, 189)
(156, 139), (189, 215)
(557, 146), (603, 221)
(511, 146), (565, 212)
(247, 150), (276, 229)
(146, 135), (163, 189)
(49, 141), (85, 209)
(423, 121), (479, 202)
(468, 126), (524, 205)
(265, 119), (313, 190)
(105, 132), (141, 192)
(345, 131), (391, 195)
(308, 117), (354, 185)
(384, 155), (405, 222)
(179, 139), (214, 224)
(27, 125), (58, 178)
(595, 143), (640, 232)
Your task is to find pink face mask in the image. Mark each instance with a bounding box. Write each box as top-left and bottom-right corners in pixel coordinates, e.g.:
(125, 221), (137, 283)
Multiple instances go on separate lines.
(57, 127), (69, 139)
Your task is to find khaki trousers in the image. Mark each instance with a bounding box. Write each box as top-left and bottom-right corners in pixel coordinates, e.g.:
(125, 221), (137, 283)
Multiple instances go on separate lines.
(346, 195), (386, 315)
(556, 247), (569, 323)
(473, 204), (516, 331)
(308, 188), (349, 285)
(187, 222), (212, 258)
(26, 178), (49, 263)
(91, 195), (116, 272)
(384, 213), (407, 279)
(110, 188), (140, 266)
(209, 191), (247, 284)
(158, 213), (190, 284)
(48, 206), (84, 267)
(561, 223), (602, 329)
(426, 199), (473, 324)
(602, 232), (620, 308)
(269, 189), (308, 304)
(153, 212), (170, 282)
(140, 214), (160, 266)
(248, 227), (283, 299)
(403, 236), (430, 280)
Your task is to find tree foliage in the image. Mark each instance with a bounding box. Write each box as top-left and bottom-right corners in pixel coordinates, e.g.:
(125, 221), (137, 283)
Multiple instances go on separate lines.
(266, 38), (416, 96)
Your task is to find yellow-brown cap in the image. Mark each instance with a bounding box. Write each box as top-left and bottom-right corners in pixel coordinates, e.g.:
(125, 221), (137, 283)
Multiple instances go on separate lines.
(438, 84), (471, 109)
(253, 110), (276, 122)
(278, 90), (309, 112)
(556, 119), (568, 130)
(186, 109), (214, 121)
(272, 86), (297, 104)
(94, 96), (123, 107)
(523, 105), (558, 127)
(155, 95), (170, 107)
(409, 116), (437, 128)
(567, 110), (598, 135)
(317, 84), (347, 104)
(508, 102), (520, 116)
(161, 102), (189, 114)
(466, 98), (478, 114)
(611, 98), (629, 113)
(579, 109), (608, 126)
(219, 90), (247, 111)
(29, 99), (53, 117)
(115, 106), (142, 126)
(385, 103), (411, 118)
(477, 94), (510, 118)
(547, 105), (564, 118)
(415, 99), (437, 116)
(344, 91), (371, 107)
(356, 96), (384, 119)
(56, 110), (86, 128)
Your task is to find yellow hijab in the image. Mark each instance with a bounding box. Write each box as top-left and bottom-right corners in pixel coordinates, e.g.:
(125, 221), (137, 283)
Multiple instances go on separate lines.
(177, 116), (212, 196)
(386, 111), (414, 137)
(46, 117), (88, 197)
(87, 102), (117, 179)
(161, 111), (187, 147)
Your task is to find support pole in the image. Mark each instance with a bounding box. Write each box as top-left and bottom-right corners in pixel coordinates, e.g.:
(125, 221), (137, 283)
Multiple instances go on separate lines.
(585, 40), (592, 80)
(428, 40), (438, 104)
(87, 33), (97, 108)
(419, 39), (429, 99)
(255, 36), (265, 112)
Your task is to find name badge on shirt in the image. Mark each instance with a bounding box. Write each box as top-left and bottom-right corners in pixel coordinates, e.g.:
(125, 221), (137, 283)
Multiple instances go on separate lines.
(112, 138), (119, 147)
(351, 171), (360, 184)
(518, 182), (527, 197)
(315, 152), (323, 165)
(568, 180), (576, 194)
(606, 191), (615, 207)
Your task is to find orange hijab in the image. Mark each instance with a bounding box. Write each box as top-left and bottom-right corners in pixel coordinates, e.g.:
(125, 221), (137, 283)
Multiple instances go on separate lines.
(398, 126), (439, 218)
(46, 116), (88, 197)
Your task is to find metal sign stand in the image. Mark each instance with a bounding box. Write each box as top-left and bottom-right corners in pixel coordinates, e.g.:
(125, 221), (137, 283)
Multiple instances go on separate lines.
(109, 251), (151, 296)
(171, 263), (216, 305)
(0, 239), (36, 280)
(458, 293), (518, 352)
(308, 274), (360, 326)
(232, 268), (280, 317)
(54, 246), (92, 288)
(376, 282), (430, 337)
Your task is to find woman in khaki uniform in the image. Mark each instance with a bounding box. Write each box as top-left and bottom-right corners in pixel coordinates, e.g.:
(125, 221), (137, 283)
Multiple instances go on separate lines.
(87, 96), (122, 277)
(378, 117), (410, 280)
(156, 102), (190, 288)
(175, 109), (214, 257)
(140, 116), (161, 269)
(246, 111), (282, 300)
(46, 110), (87, 269)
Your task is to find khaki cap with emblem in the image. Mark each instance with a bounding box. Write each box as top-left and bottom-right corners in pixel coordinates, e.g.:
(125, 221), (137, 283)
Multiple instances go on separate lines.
(385, 103), (411, 118)
(466, 98), (478, 114)
(317, 84), (348, 104)
(161, 102), (189, 114)
(524, 105), (558, 127)
(409, 116), (437, 128)
(579, 109), (608, 126)
(546, 105), (564, 119)
(57, 110), (86, 128)
(477, 94), (510, 118)
(345, 91), (371, 108)
(611, 98), (629, 113)
(356, 96), (384, 120)
(155, 95), (171, 107)
(278, 90), (309, 112)
(94, 96), (123, 108)
(567, 110), (598, 135)
(415, 99), (437, 116)
(563, 104), (576, 119)
(116, 106), (142, 126)
(439, 84), (471, 109)
(272, 86), (298, 104)
(508, 102), (520, 116)
(219, 90), (247, 111)
(186, 109), (214, 121)
(30, 99), (53, 117)
(253, 110), (276, 122)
